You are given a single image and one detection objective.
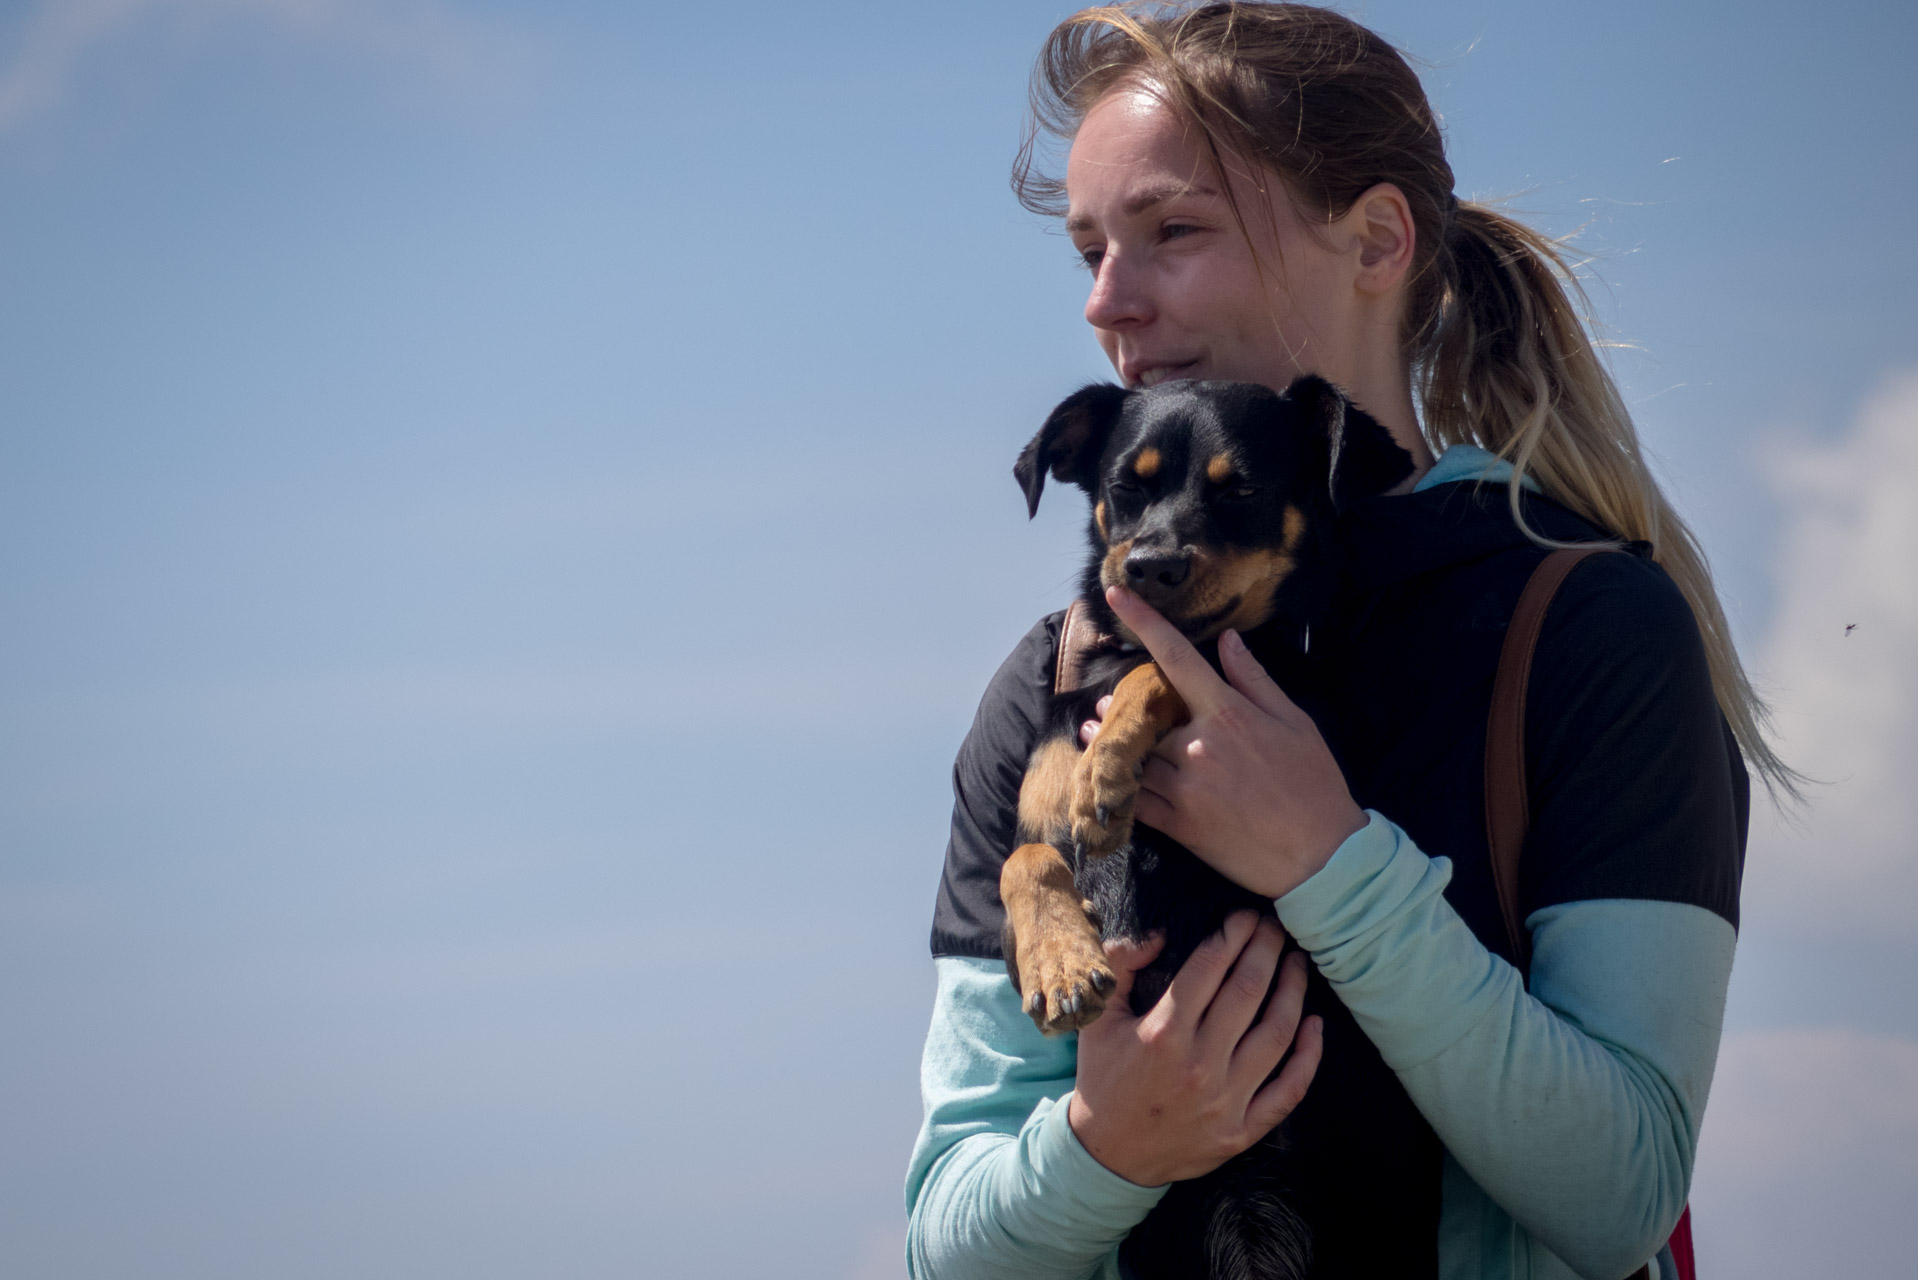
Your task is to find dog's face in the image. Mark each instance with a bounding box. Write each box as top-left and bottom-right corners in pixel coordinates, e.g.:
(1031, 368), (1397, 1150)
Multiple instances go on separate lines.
(1015, 377), (1414, 641)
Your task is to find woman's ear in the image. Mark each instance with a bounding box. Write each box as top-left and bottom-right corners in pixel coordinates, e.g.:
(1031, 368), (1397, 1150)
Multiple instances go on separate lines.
(1283, 375), (1415, 513)
(1014, 383), (1130, 518)
(1341, 182), (1416, 297)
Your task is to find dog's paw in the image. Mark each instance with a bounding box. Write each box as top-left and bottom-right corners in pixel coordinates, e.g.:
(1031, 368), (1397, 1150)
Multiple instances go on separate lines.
(1069, 739), (1142, 859)
(1016, 916), (1115, 1036)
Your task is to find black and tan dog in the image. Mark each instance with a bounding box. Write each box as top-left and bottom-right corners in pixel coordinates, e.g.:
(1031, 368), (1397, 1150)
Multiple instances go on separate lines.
(1001, 376), (1413, 1280)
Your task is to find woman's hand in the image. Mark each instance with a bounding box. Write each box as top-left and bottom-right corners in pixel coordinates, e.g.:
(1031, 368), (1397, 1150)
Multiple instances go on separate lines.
(1083, 585), (1366, 900)
(1067, 911), (1323, 1187)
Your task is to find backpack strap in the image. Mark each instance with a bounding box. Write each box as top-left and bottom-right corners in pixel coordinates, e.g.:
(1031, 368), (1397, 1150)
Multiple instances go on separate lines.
(1483, 546), (1611, 971)
(1485, 545), (1670, 1280)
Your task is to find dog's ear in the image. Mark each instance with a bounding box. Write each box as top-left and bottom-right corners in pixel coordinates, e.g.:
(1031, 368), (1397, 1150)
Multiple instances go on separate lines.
(1014, 383), (1130, 519)
(1284, 375), (1415, 513)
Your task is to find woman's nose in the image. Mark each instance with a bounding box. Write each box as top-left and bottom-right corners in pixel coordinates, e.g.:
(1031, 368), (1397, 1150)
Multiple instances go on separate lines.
(1084, 253), (1152, 332)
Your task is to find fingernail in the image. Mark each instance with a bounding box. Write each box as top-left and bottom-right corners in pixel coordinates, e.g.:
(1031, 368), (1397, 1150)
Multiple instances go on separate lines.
(1223, 628), (1244, 651)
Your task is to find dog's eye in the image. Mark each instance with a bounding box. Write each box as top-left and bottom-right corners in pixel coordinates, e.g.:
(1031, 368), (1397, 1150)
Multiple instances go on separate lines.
(1109, 480), (1142, 495)
(1221, 486), (1258, 501)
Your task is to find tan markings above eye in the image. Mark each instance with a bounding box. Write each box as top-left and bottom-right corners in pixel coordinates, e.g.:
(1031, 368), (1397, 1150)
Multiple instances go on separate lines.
(1282, 504), (1307, 549)
(1132, 447), (1161, 478)
(1206, 454), (1233, 484)
(1095, 501), (1107, 540)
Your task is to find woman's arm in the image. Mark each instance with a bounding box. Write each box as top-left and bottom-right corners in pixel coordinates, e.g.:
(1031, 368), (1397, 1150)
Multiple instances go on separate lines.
(908, 926), (1320, 1280)
(1103, 567), (1743, 1279)
(1274, 815), (1729, 1279)
(905, 956), (1163, 1280)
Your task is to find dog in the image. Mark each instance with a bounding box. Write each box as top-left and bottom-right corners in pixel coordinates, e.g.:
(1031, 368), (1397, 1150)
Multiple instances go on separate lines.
(999, 375), (1414, 1280)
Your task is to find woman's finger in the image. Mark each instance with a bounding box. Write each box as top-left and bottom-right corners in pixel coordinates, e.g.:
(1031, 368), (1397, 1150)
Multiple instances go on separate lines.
(1132, 781), (1178, 837)
(1140, 754), (1179, 795)
(1146, 722), (1195, 765)
(1146, 910), (1261, 1037)
(1078, 695), (1116, 746)
(1105, 585), (1238, 719)
(1096, 932), (1166, 1010)
(1231, 947), (1311, 1086)
(1243, 1014), (1325, 1137)
(1196, 916), (1286, 1056)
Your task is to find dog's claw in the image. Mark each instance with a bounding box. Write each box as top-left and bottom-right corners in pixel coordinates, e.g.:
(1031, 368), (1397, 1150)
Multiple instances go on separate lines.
(1027, 991), (1043, 1015)
(1089, 969), (1114, 993)
(1095, 804), (1109, 826)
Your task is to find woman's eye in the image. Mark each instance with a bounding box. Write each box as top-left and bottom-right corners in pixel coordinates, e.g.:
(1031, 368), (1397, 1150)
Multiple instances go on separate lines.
(1076, 245), (1105, 271)
(1160, 222), (1201, 243)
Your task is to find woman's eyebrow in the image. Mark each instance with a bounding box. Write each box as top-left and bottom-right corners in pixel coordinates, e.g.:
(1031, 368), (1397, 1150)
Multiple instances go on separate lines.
(1066, 180), (1223, 233)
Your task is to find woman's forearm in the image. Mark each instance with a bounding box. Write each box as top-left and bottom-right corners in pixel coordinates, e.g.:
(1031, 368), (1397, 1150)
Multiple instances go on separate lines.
(905, 957), (1165, 1280)
(1275, 814), (1733, 1280)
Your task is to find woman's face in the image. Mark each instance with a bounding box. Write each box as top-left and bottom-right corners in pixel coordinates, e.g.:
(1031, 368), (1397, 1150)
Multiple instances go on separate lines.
(1064, 86), (1359, 395)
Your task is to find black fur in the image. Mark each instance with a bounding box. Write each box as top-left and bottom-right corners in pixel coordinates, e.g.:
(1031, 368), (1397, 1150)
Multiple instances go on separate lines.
(1015, 376), (1414, 1280)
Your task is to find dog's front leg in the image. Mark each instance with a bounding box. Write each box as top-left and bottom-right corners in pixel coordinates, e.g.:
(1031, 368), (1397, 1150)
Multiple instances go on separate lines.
(1001, 842), (1114, 1035)
(1070, 662), (1187, 859)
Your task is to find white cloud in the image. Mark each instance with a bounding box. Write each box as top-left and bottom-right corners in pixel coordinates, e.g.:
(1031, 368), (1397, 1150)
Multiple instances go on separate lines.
(0, 0), (520, 132)
(1741, 370), (1918, 931)
(1686, 373), (1918, 1275)
(1690, 1027), (1918, 1277)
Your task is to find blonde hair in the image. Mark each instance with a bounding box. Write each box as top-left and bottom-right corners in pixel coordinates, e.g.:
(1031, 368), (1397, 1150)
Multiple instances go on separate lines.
(1014, 1), (1797, 800)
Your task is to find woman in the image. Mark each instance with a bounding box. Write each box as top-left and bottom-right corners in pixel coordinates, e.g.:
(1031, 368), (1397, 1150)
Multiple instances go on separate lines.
(907, 5), (1783, 1278)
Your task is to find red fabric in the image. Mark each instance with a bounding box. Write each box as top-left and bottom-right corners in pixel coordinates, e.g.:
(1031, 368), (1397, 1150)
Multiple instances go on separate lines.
(1668, 1205), (1696, 1280)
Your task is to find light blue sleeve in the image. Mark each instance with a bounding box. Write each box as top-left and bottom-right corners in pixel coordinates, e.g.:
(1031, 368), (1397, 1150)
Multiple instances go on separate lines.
(1276, 813), (1734, 1280)
(904, 956), (1168, 1280)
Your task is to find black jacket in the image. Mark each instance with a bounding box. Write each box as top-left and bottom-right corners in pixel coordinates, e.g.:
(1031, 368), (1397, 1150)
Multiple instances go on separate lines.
(929, 480), (1748, 1274)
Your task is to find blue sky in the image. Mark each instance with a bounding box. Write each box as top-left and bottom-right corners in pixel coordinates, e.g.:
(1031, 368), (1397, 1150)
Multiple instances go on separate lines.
(1, 2), (1913, 1276)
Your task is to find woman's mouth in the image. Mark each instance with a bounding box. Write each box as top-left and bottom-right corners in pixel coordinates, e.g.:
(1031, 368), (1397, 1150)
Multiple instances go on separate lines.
(1134, 361), (1198, 388)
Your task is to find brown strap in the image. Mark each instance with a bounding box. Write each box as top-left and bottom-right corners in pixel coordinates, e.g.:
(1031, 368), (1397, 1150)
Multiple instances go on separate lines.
(1484, 545), (1657, 1280)
(1484, 546), (1611, 971)
(1054, 599), (1106, 696)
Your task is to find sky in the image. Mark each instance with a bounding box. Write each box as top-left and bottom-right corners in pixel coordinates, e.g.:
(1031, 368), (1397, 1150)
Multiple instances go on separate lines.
(0, 1), (1913, 1276)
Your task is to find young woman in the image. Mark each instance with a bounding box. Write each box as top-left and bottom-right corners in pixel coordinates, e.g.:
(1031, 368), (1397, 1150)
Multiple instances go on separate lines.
(906, 5), (1784, 1278)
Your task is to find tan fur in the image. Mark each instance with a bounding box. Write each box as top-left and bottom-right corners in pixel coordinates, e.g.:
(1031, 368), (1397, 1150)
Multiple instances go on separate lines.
(1131, 446), (1161, 478)
(1071, 662), (1188, 858)
(1178, 504), (1311, 639)
(1017, 736), (1079, 845)
(1206, 453), (1234, 483)
(1099, 537), (1134, 592)
(1000, 842), (1113, 1034)
(1094, 500), (1107, 540)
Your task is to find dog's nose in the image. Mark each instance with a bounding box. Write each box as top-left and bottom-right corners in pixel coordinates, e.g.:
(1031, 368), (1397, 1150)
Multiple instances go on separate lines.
(1124, 550), (1190, 592)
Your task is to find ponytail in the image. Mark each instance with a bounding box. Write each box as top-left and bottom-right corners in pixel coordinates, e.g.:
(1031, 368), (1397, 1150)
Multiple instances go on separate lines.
(1423, 203), (1799, 800)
